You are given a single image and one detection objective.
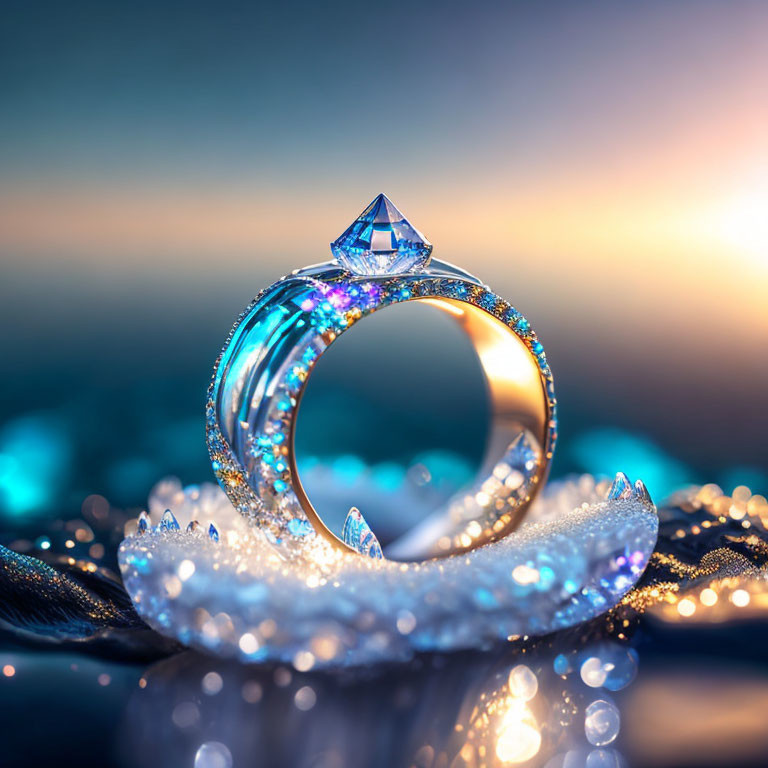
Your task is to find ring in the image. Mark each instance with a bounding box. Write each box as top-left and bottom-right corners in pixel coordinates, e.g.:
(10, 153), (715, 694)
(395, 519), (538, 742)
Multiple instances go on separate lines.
(206, 194), (557, 560)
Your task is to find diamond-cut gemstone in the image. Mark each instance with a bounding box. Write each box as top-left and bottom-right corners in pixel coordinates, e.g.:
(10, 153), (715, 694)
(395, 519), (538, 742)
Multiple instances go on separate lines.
(633, 479), (654, 508)
(506, 430), (540, 476)
(342, 507), (383, 559)
(137, 511), (150, 535)
(607, 472), (633, 500)
(331, 193), (432, 276)
(160, 509), (180, 533)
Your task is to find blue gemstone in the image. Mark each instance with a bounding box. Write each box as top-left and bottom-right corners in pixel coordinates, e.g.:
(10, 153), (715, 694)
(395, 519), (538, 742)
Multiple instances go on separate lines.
(607, 472), (633, 500)
(515, 317), (531, 335)
(479, 291), (497, 311)
(302, 346), (318, 365)
(331, 194), (433, 276)
(415, 279), (433, 296)
(342, 507), (383, 559)
(287, 518), (314, 537)
(208, 522), (219, 542)
(159, 509), (180, 533)
(449, 282), (469, 300)
(285, 367), (304, 389)
(137, 511), (150, 534)
(503, 307), (521, 325)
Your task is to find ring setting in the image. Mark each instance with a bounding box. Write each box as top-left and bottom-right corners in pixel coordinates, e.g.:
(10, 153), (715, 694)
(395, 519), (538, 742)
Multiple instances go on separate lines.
(206, 194), (557, 560)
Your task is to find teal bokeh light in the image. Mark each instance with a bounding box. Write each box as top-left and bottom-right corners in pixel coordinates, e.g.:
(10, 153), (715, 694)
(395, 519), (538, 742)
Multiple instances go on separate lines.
(0, 414), (71, 518)
(570, 427), (694, 500)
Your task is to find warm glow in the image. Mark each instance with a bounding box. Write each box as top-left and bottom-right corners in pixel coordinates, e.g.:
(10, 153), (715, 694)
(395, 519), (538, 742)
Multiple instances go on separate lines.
(713, 176), (768, 262)
(495, 698), (541, 764)
(700, 588), (718, 607)
(732, 589), (751, 608)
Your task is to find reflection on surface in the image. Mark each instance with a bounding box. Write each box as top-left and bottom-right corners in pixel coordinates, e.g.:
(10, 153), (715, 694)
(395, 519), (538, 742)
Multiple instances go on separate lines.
(119, 632), (639, 768)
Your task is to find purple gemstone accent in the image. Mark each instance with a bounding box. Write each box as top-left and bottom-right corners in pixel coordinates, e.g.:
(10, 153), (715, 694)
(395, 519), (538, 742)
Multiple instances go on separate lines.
(327, 285), (352, 310)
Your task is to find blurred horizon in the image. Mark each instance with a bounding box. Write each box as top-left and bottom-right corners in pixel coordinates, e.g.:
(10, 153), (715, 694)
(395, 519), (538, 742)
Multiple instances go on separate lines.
(1, 0), (766, 519)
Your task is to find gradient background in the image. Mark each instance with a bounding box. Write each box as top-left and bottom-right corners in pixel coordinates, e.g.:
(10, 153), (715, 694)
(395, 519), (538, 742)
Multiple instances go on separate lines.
(1, 0), (767, 527)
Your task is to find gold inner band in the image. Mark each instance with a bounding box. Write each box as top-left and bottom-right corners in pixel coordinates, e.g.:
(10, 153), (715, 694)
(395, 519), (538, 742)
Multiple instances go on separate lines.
(289, 297), (551, 559)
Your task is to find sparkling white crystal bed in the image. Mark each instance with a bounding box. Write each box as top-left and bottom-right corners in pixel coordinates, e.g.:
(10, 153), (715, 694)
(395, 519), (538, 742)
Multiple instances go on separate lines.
(118, 475), (657, 667)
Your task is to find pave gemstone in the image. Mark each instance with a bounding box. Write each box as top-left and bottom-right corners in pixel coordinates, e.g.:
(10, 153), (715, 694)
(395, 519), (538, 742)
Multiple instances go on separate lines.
(331, 193), (432, 276)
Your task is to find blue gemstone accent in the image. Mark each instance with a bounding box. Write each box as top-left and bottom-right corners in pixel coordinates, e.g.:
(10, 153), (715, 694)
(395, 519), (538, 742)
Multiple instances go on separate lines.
(507, 431), (539, 475)
(159, 509), (180, 533)
(607, 472), (633, 500)
(479, 291), (497, 311)
(301, 346), (318, 365)
(287, 518), (314, 537)
(137, 511), (150, 534)
(331, 194), (433, 276)
(515, 317), (531, 335)
(416, 279), (434, 296)
(285, 367), (305, 390)
(208, 522), (219, 542)
(342, 507), (383, 559)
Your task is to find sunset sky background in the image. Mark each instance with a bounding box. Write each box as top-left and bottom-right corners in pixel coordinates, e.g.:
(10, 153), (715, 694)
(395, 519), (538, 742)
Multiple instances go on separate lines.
(1, 0), (767, 518)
